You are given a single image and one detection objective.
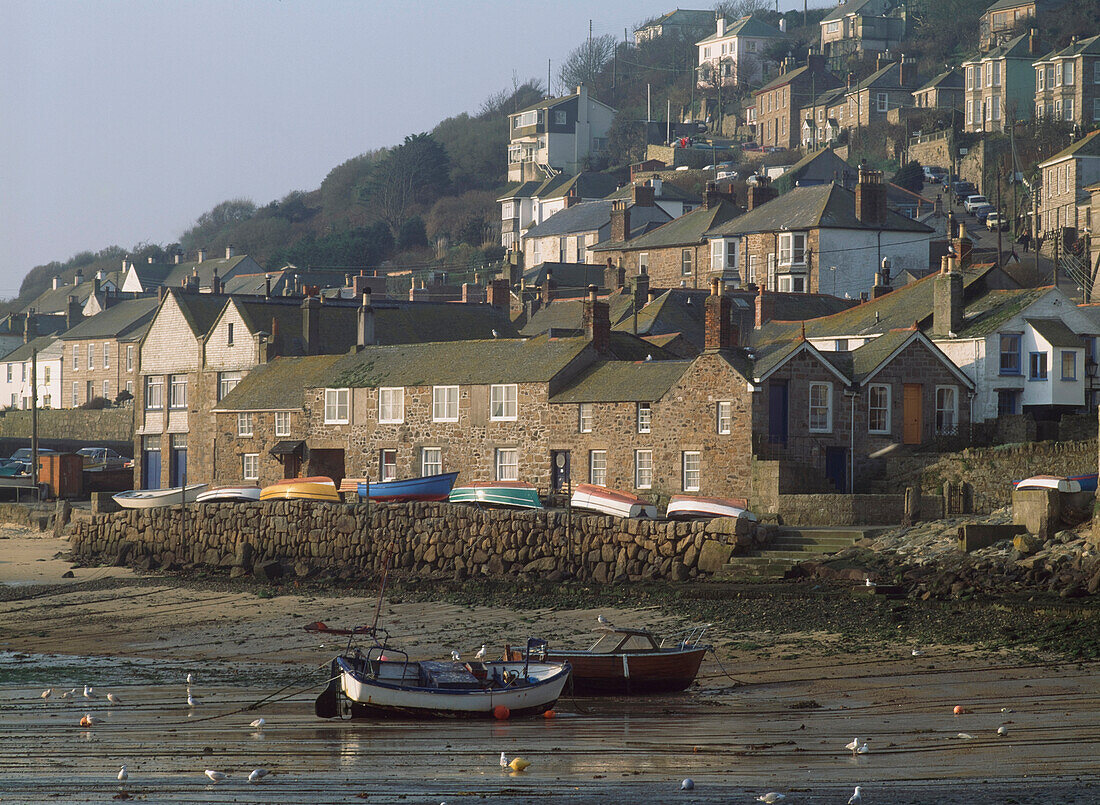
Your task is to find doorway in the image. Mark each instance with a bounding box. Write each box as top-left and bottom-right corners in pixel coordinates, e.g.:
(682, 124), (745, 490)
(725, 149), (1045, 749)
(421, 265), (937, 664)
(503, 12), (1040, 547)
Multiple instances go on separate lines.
(768, 381), (789, 445)
(824, 446), (848, 493)
(550, 450), (571, 493)
(903, 384), (923, 445)
(142, 436), (161, 490)
(169, 434), (187, 487)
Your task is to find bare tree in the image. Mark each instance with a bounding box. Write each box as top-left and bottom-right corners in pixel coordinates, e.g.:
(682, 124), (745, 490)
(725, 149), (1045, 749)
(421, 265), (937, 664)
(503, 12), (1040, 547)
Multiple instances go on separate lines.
(714, 0), (771, 19)
(557, 34), (617, 94)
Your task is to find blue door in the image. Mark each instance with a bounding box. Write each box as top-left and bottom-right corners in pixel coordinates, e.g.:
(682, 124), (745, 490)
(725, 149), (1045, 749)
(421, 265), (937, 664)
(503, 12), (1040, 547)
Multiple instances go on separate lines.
(170, 448), (187, 487)
(142, 449), (161, 490)
(825, 447), (847, 493)
(768, 381), (788, 444)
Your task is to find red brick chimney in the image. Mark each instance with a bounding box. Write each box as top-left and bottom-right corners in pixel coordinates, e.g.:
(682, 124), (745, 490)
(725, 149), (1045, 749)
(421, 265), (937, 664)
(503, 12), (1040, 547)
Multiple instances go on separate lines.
(488, 278), (510, 309)
(583, 285), (611, 354)
(631, 184), (655, 207)
(755, 286), (777, 328)
(705, 279), (734, 351)
(610, 199), (631, 242)
(855, 166), (886, 226)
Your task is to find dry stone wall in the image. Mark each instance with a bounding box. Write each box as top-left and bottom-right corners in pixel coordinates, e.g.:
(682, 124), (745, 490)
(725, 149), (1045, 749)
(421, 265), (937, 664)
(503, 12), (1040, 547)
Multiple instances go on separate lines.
(69, 500), (774, 583)
(0, 408), (133, 442)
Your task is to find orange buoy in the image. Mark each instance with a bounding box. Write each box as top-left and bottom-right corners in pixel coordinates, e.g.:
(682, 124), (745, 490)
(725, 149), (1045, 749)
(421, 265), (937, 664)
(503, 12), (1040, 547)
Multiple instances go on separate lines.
(543, 709), (556, 719)
(494, 705), (511, 720)
(953, 705), (970, 715)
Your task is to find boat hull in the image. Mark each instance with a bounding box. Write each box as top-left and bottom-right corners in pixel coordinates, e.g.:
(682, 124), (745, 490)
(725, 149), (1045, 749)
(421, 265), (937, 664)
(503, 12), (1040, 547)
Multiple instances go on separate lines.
(449, 482), (543, 509)
(358, 471), (459, 502)
(1013, 475), (1082, 493)
(506, 647), (707, 695)
(666, 495), (756, 521)
(570, 483), (656, 518)
(336, 657), (568, 719)
(113, 484), (209, 509)
(260, 478), (340, 502)
(196, 485), (261, 503)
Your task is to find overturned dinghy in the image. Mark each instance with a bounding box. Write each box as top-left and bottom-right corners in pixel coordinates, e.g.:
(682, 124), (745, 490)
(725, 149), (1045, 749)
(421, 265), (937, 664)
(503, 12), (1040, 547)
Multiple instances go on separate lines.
(1013, 475), (1082, 493)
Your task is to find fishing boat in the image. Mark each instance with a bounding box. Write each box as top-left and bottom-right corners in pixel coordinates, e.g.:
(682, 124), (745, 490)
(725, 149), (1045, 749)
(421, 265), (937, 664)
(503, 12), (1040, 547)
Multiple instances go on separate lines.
(449, 481), (543, 510)
(505, 625), (710, 695)
(358, 471), (458, 502)
(1012, 475), (1082, 493)
(259, 477), (340, 502)
(570, 483), (656, 518)
(1067, 473), (1099, 493)
(113, 484), (209, 509)
(195, 485), (261, 503)
(666, 494), (757, 521)
(316, 634), (570, 719)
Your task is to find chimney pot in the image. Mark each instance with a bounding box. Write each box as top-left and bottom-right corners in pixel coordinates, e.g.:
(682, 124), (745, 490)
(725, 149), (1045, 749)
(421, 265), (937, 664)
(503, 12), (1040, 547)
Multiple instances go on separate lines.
(583, 285), (611, 353)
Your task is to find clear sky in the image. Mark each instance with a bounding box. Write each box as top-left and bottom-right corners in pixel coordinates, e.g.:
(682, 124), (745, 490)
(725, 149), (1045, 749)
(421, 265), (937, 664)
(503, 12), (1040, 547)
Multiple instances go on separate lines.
(0, 0), (821, 295)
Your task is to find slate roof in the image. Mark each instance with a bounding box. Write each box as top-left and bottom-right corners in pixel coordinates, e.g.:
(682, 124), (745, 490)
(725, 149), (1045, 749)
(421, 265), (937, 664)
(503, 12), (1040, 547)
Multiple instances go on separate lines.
(522, 263), (607, 289)
(914, 68), (963, 93)
(524, 200), (671, 240)
(1038, 130), (1100, 167)
(954, 287), (1052, 338)
(1025, 317), (1083, 348)
(638, 9), (715, 32)
(983, 0), (1066, 12)
(750, 338), (806, 379)
(170, 291), (232, 339)
(128, 255), (251, 290)
(712, 183), (932, 236)
(774, 148), (855, 192)
(965, 32), (1034, 63)
(847, 327), (917, 381)
(1035, 33), (1100, 63)
(757, 64), (811, 94)
(604, 181), (702, 204)
(822, 0), (878, 22)
(696, 15), (785, 44)
(513, 89), (615, 117)
(24, 280), (97, 315)
(0, 312), (67, 339)
(592, 199), (741, 251)
(3, 335), (60, 363)
(213, 355), (343, 412)
(57, 298), (159, 341)
(550, 360), (693, 403)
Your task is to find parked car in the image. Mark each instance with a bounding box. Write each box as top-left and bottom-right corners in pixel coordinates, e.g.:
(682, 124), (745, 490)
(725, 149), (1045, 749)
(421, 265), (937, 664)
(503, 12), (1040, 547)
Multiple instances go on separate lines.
(986, 211), (1007, 230)
(764, 145), (787, 153)
(1, 447), (58, 476)
(964, 195), (990, 213)
(973, 205), (995, 223)
(923, 165), (948, 183)
(76, 447), (132, 471)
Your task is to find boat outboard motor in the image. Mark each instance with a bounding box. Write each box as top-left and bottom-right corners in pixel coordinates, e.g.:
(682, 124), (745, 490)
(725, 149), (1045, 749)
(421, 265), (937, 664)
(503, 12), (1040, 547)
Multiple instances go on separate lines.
(315, 659), (341, 719)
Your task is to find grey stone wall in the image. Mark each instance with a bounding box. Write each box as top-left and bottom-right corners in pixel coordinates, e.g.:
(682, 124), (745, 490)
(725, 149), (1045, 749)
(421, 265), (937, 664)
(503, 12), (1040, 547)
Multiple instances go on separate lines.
(0, 408), (133, 442)
(68, 500), (772, 583)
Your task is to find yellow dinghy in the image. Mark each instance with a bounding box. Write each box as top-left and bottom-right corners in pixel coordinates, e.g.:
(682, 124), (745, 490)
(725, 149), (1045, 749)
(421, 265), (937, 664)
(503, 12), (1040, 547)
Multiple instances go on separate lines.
(260, 476), (341, 502)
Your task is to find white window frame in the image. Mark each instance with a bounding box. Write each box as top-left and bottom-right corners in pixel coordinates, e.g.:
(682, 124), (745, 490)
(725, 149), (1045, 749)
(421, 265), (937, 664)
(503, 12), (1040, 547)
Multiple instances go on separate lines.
(935, 385), (958, 435)
(514, 110), (537, 128)
(87, 344), (94, 369)
(992, 95), (1001, 121)
(168, 374), (187, 410)
(681, 248), (693, 277)
(682, 451), (701, 492)
(274, 411), (290, 437)
(490, 384), (518, 421)
(144, 375), (163, 410)
(638, 252), (649, 273)
(324, 388), (349, 424)
(1037, 67), (1045, 90)
(637, 402), (651, 433)
(495, 448), (519, 482)
(380, 449), (397, 482)
(589, 450), (607, 486)
(432, 385), (459, 422)
(237, 412), (254, 437)
(716, 401), (732, 434)
(992, 60), (1001, 87)
(72, 345), (79, 370)
(102, 380), (109, 399)
(71, 381), (78, 408)
(242, 453), (259, 481)
(378, 387), (404, 424)
(634, 449), (653, 489)
(578, 402), (593, 433)
(218, 370), (242, 401)
(126, 344), (134, 372)
(421, 447), (443, 477)
(868, 383), (891, 434)
(1064, 61), (1074, 86)
(103, 342), (110, 369)
(778, 232), (807, 266)
(808, 381), (833, 433)
(876, 92), (888, 112)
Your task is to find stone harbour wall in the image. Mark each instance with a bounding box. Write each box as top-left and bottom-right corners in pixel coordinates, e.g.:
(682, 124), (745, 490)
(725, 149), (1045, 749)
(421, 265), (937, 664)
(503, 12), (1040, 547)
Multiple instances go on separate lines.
(69, 500), (778, 583)
(0, 408), (133, 442)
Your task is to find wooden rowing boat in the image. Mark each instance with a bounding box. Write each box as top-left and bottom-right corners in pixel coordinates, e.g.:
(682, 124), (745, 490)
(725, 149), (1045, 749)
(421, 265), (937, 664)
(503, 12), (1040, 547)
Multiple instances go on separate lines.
(357, 471), (459, 502)
(449, 482), (543, 510)
(259, 477), (340, 502)
(505, 626), (709, 695)
(113, 484), (209, 509)
(570, 483), (656, 518)
(195, 485), (261, 503)
(1012, 475), (1082, 493)
(666, 494), (756, 521)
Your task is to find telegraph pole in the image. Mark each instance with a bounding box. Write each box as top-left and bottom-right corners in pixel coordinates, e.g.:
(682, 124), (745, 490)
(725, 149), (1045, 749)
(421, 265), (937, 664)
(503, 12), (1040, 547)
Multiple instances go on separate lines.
(30, 348), (38, 495)
(996, 171), (1003, 266)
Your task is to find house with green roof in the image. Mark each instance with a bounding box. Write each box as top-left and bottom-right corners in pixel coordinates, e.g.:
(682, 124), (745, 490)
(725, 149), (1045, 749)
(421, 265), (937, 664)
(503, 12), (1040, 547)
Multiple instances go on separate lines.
(963, 30), (1044, 133)
(635, 9), (715, 45)
(507, 85), (615, 183)
(498, 171), (620, 251)
(695, 14), (786, 88)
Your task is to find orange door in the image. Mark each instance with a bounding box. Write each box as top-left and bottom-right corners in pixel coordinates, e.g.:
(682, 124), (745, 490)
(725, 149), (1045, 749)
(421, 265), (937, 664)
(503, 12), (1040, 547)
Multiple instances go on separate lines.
(903, 384), (922, 445)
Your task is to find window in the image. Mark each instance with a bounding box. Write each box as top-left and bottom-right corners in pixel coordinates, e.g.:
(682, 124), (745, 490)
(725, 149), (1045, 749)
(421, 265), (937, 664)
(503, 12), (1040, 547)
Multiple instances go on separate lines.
(324, 388), (349, 424)
(997, 389), (1019, 416)
(237, 413), (254, 437)
(808, 381), (832, 433)
(102, 380), (109, 399)
(421, 447), (442, 477)
(868, 384), (890, 434)
(966, 99), (974, 125)
(380, 449), (397, 482)
(71, 381), (78, 407)
(1064, 61), (1075, 85)
(1065, 98), (1074, 121)
(72, 346), (79, 370)
(637, 403), (651, 433)
(710, 238), (738, 275)
(748, 255), (759, 285)
(377, 387), (404, 423)
(1029, 351), (1048, 380)
(227, 323), (234, 346)
(825, 20), (839, 33)
(432, 385), (459, 422)
(966, 65), (974, 90)
(1056, 99), (1063, 119)
(992, 60), (1001, 86)
(242, 453), (259, 481)
(553, 110), (566, 125)
(1037, 66), (1045, 90)
(169, 375), (187, 409)
(103, 342), (110, 369)
(274, 411), (290, 437)
(145, 375), (163, 410)
(218, 371), (242, 401)
(3, 364), (8, 381)
(999, 334), (1021, 375)
(1061, 350), (1077, 380)
(716, 401), (732, 434)
(490, 384), (518, 420)
(589, 450), (607, 486)
(634, 449), (653, 489)
(639, 253), (649, 273)
(835, 339), (849, 351)
(126, 381), (133, 395)
(1094, 99), (1100, 122)
(778, 232), (806, 265)
(43, 366), (50, 384)
(876, 92), (888, 112)
(935, 386), (958, 435)
(495, 448), (519, 481)
(578, 403), (593, 433)
(681, 248), (693, 276)
(682, 451), (701, 492)
(514, 110), (537, 128)
(992, 95), (1001, 121)
(126, 345), (134, 372)
(87, 344), (94, 369)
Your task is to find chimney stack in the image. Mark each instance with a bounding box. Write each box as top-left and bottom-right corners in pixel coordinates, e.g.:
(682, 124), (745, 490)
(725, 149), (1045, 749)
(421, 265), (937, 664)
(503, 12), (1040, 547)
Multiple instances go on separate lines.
(301, 294), (321, 355)
(23, 311), (36, 344)
(855, 166), (886, 226)
(211, 268), (222, 295)
(1028, 27), (1040, 55)
(610, 199), (631, 243)
(174, 252), (182, 264)
(899, 54), (917, 87)
(357, 290), (375, 348)
(755, 286), (777, 328)
(953, 224), (973, 267)
(631, 271), (650, 314)
(197, 249), (206, 263)
(226, 245), (235, 259)
(631, 183), (655, 207)
(265, 274), (272, 298)
(703, 181), (727, 210)
(488, 278), (510, 310)
(51, 275), (60, 290)
(73, 269), (83, 286)
(582, 285), (611, 354)
(933, 256), (964, 336)
(603, 258), (625, 291)
(747, 175), (778, 210)
(66, 295), (83, 331)
(705, 278), (734, 351)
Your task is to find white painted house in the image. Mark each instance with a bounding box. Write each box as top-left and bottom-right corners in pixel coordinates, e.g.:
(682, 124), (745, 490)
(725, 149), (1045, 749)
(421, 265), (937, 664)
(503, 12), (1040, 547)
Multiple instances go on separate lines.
(507, 85), (615, 183)
(696, 15), (786, 87)
(0, 336), (63, 410)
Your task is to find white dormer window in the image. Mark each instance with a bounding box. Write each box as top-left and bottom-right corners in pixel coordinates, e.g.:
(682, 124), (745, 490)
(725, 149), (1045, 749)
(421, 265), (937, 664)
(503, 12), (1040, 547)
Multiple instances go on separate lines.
(378, 387), (404, 424)
(710, 238), (739, 275)
(514, 110), (538, 128)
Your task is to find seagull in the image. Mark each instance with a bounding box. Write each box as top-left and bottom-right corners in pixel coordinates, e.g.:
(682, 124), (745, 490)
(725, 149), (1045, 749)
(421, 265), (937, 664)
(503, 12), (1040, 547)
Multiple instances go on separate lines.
(250, 718), (266, 729)
(864, 577), (876, 587)
(80, 714), (102, 727)
(680, 778), (695, 790)
(911, 649), (924, 656)
(475, 644), (487, 660)
(645, 353), (653, 361)
(187, 693), (197, 707)
(491, 329), (499, 338)
(997, 725), (1009, 736)
(597, 615), (612, 626)
(106, 693), (121, 704)
(758, 793), (786, 804)
(845, 737), (867, 755)
(248, 768), (271, 784)
(60, 689), (73, 699)
(500, 752), (508, 769)
(83, 685), (96, 699)
(451, 650), (461, 662)
(848, 786), (863, 805)
(40, 689), (52, 699)
(957, 732), (973, 740)
(204, 770), (227, 783)
(117, 765), (128, 782)
(186, 673), (193, 685)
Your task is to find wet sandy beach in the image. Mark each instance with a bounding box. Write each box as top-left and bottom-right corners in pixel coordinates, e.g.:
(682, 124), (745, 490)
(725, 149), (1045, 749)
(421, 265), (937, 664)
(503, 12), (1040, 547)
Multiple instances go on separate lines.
(2, 532), (1100, 803)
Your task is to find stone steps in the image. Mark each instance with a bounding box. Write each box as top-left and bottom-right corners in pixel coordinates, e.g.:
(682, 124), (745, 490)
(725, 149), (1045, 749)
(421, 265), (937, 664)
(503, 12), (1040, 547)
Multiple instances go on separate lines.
(715, 526), (894, 580)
